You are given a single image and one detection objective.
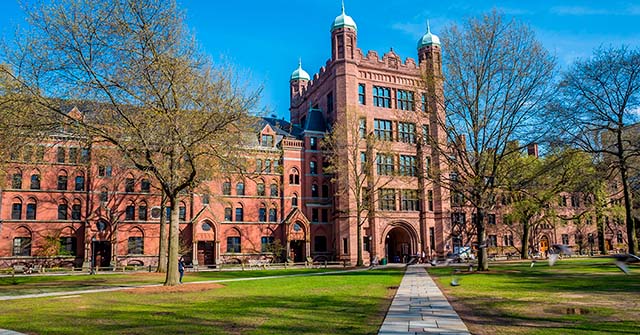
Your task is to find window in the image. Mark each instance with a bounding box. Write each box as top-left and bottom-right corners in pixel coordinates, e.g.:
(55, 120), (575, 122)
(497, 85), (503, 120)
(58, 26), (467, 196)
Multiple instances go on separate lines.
(487, 214), (496, 225)
(57, 174), (68, 190)
(379, 189), (396, 211)
(488, 235), (497, 247)
(429, 227), (436, 251)
(236, 182), (245, 196)
(503, 235), (514, 247)
(363, 236), (370, 252)
(58, 203), (68, 220)
(258, 206), (267, 222)
(26, 202), (37, 220)
(358, 84), (366, 105)
(400, 190), (419, 211)
(141, 179), (150, 193)
(342, 237), (349, 254)
(261, 236), (275, 252)
(227, 236), (241, 253)
(11, 202), (22, 220)
(96, 220), (108, 232)
(269, 208), (277, 222)
(312, 208), (319, 222)
(270, 183), (278, 197)
(311, 184), (319, 198)
(422, 125), (429, 142)
(452, 212), (466, 226)
(125, 205), (135, 220)
(60, 237), (77, 255)
(617, 231), (624, 243)
(559, 195), (567, 207)
(256, 159), (263, 173)
(397, 90), (414, 111)
(179, 206), (186, 221)
(235, 207), (244, 221)
(264, 159), (272, 173)
(12, 173), (22, 189)
(310, 161), (317, 174)
(98, 165), (112, 177)
(80, 148), (90, 163)
(424, 156), (431, 177)
(321, 208), (328, 222)
(326, 92), (334, 115)
(398, 122), (416, 143)
(125, 178), (135, 193)
(202, 194), (210, 205)
(257, 183), (265, 196)
(359, 118), (366, 139)
(421, 93), (428, 112)
(56, 147), (65, 163)
(315, 236), (327, 252)
(289, 170), (300, 185)
(427, 190), (434, 211)
(360, 152), (367, 172)
(571, 194), (580, 208)
(310, 137), (317, 150)
(562, 234), (569, 245)
(373, 86), (391, 108)
(128, 237), (144, 254)
(72, 203), (82, 220)
(69, 148), (78, 164)
(322, 184), (329, 198)
(35, 146), (45, 161)
(374, 119), (393, 141)
(30, 174), (40, 190)
(75, 175), (85, 191)
(100, 189), (108, 203)
(452, 192), (465, 206)
(13, 237), (31, 256)
(223, 181), (231, 195)
(261, 134), (273, 147)
(224, 207), (232, 221)
(399, 155), (417, 176)
(376, 154), (394, 175)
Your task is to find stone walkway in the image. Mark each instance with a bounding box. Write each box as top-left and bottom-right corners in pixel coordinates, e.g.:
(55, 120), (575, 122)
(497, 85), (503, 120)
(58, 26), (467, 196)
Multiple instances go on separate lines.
(378, 265), (471, 335)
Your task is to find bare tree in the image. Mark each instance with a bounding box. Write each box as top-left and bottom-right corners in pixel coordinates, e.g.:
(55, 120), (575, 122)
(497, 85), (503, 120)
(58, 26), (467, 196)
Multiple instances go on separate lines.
(433, 11), (556, 270)
(558, 46), (640, 254)
(1, 0), (259, 285)
(323, 112), (398, 266)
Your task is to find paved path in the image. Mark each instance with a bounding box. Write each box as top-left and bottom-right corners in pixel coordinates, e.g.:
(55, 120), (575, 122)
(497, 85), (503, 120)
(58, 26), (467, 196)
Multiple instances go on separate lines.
(0, 329), (26, 335)
(378, 265), (471, 335)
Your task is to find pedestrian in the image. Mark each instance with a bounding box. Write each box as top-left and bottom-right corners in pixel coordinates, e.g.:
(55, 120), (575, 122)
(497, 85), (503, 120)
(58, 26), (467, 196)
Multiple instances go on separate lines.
(178, 257), (185, 284)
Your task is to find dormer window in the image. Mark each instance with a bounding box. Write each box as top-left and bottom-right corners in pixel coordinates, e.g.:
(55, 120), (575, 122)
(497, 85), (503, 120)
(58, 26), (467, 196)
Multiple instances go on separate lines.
(261, 134), (273, 147)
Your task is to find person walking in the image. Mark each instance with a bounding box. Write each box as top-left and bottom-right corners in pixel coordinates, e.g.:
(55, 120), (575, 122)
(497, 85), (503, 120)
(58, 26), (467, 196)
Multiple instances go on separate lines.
(178, 257), (185, 284)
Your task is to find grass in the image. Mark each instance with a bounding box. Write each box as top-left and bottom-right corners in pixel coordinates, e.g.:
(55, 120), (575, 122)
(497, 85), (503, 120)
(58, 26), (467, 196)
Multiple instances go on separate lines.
(0, 268), (336, 296)
(0, 267), (403, 334)
(429, 258), (640, 335)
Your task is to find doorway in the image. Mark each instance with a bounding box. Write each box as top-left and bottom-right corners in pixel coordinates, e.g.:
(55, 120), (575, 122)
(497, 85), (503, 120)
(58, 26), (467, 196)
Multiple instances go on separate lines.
(289, 240), (304, 262)
(92, 241), (111, 268)
(386, 227), (412, 263)
(197, 241), (215, 265)
(540, 236), (549, 254)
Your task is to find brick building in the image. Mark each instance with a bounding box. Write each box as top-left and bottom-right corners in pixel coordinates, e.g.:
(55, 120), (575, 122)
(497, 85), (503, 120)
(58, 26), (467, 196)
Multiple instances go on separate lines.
(0, 7), (630, 269)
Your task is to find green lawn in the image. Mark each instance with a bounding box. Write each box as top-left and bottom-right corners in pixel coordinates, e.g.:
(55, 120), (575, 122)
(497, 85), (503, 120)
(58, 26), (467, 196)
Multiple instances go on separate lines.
(0, 268), (336, 296)
(0, 267), (403, 334)
(429, 258), (640, 335)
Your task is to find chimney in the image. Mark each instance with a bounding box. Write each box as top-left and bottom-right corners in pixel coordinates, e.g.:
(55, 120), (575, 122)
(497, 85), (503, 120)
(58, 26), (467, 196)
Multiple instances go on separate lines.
(527, 143), (539, 158)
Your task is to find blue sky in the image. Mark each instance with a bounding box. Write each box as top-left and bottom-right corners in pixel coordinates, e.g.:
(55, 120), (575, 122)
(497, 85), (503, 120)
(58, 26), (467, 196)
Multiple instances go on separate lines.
(2, 0), (639, 119)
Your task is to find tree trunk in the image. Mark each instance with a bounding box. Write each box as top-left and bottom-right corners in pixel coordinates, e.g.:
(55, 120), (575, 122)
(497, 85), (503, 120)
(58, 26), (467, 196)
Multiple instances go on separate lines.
(520, 219), (530, 259)
(476, 208), (488, 271)
(619, 164), (638, 255)
(164, 196), (180, 286)
(356, 212), (363, 266)
(156, 193), (168, 273)
(596, 207), (606, 255)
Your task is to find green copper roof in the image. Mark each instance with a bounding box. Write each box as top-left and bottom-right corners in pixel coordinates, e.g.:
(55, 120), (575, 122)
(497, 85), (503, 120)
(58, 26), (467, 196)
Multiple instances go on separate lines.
(330, 1), (357, 32)
(290, 59), (310, 81)
(417, 20), (440, 49)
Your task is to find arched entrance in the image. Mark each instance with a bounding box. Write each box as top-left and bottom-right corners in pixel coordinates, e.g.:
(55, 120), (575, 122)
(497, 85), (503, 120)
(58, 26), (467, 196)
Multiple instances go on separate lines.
(385, 225), (415, 263)
(195, 220), (216, 266)
(289, 222), (306, 262)
(92, 220), (112, 268)
(539, 235), (549, 255)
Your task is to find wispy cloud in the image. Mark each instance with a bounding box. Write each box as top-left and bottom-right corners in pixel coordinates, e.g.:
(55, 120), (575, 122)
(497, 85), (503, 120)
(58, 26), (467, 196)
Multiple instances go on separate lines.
(551, 5), (640, 16)
(391, 17), (451, 38)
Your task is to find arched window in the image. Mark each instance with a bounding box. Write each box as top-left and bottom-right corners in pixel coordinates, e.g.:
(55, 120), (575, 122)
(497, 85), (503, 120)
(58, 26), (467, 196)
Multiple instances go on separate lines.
(236, 182), (245, 196)
(125, 201), (135, 221)
(99, 187), (109, 203)
(270, 183), (278, 197)
(74, 172), (85, 191)
(311, 183), (319, 198)
(127, 228), (144, 255)
(224, 207), (232, 221)
(235, 204), (244, 221)
(310, 160), (317, 174)
(141, 178), (151, 193)
(256, 159), (263, 173)
(265, 159), (272, 173)
(292, 193), (298, 207)
(12, 170), (22, 189)
(56, 147), (66, 163)
(59, 227), (77, 255)
(12, 227), (32, 256)
(179, 202), (187, 221)
(57, 199), (68, 220)
(222, 180), (231, 195)
(289, 168), (300, 185)
(259, 204), (267, 222)
(30, 173), (41, 190)
(202, 221), (212, 231)
(269, 207), (277, 222)
(71, 199), (82, 220)
(227, 229), (241, 253)
(57, 170), (68, 191)
(138, 201), (148, 221)
(322, 184), (330, 198)
(26, 198), (37, 220)
(11, 198), (22, 220)
(125, 174), (135, 193)
(257, 180), (266, 196)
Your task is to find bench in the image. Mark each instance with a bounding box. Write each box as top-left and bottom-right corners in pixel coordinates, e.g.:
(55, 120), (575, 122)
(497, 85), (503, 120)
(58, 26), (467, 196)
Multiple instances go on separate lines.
(248, 259), (270, 269)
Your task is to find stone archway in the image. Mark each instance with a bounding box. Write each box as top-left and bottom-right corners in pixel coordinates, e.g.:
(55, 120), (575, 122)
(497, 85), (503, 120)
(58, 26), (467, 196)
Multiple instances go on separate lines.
(194, 220), (217, 267)
(288, 221), (307, 262)
(383, 223), (418, 263)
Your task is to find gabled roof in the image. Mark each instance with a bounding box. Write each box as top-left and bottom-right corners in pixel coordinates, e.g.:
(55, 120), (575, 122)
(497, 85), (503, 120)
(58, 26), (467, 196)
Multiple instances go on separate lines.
(303, 108), (326, 133)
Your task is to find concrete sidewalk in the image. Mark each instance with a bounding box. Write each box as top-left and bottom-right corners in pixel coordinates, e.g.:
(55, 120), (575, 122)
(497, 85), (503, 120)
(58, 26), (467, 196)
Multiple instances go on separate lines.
(378, 265), (470, 335)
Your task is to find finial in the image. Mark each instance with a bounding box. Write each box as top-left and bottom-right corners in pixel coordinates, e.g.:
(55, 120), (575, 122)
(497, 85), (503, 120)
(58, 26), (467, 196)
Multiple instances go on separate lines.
(341, 0), (345, 14)
(427, 19), (431, 33)
(298, 57), (302, 69)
